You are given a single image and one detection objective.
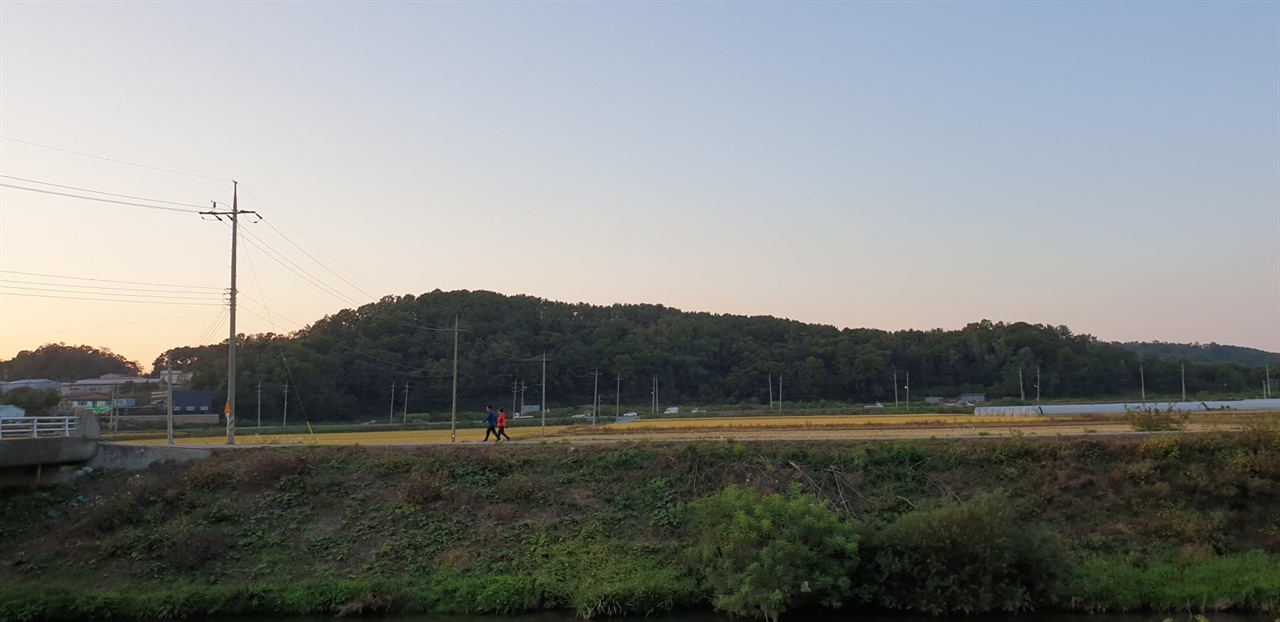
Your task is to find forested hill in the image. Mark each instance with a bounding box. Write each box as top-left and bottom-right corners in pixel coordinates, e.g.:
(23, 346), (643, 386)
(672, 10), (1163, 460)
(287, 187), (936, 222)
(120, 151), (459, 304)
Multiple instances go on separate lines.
(164, 290), (1274, 421)
(1116, 341), (1279, 367)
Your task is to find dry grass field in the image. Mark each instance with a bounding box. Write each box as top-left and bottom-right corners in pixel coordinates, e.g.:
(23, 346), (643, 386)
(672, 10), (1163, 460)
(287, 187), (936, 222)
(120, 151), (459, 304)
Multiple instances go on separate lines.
(120, 410), (1276, 446)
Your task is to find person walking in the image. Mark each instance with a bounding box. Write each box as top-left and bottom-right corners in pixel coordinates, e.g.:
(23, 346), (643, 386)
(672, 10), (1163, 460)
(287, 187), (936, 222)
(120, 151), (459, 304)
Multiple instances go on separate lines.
(482, 406), (498, 441)
(496, 408), (511, 441)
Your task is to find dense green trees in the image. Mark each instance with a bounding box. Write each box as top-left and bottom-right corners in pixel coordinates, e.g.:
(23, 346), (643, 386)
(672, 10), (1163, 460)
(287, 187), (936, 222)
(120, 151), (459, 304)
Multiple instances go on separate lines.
(0, 343), (140, 382)
(152, 290), (1274, 421)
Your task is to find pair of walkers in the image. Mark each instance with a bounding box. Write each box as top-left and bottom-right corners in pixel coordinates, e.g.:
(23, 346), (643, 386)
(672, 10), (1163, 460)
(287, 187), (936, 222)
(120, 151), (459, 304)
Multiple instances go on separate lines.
(482, 406), (511, 442)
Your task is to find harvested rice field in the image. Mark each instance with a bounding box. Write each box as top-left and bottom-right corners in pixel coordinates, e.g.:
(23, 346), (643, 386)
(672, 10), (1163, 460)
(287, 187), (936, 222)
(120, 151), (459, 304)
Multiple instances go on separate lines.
(119, 411), (1272, 446)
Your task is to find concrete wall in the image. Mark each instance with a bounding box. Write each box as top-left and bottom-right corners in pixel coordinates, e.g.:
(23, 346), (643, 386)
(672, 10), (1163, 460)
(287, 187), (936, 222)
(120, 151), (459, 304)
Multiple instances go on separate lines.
(0, 437), (99, 468)
(88, 443), (212, 470)
(976, 398), (1280, 417)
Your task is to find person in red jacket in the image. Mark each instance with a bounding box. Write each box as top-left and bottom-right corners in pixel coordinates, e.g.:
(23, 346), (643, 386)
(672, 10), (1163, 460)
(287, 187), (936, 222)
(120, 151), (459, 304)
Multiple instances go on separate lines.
(496, 408), (511, 441)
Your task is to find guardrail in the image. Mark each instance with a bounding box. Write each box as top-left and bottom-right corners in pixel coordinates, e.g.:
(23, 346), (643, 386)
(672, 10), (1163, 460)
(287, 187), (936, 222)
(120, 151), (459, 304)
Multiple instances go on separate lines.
(0, 416), (80, 440)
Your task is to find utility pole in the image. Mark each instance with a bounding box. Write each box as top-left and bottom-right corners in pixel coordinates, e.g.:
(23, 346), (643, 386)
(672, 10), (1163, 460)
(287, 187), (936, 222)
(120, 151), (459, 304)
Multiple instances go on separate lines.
(1019, 368), (1026, 402)
(1266, 364), (1272, 399)
(540, 351), (548, 433)
(904, 371), (910, 410)
(592, 368), (600, 426)
(110, 384), (118, 434)
(1036, 366), (1041, 405)
(256, 380), (262, 428)
(1140, 363), (1149, 401)
(402, 382), (410, 424)
(282, 382), (289, 429)
(511, 380), (519, 420)
(166, 352), (174, 445)
(1181, 363), (1187, 402)
(652, 374), (658, 414)
(778, 374), (783, 414)
(450, 315), (459, 442)
(615, 374), (621, 419)
(201, 181), (256, 446)
(390, 381), (396, 424)
(519, 379), (527, 416)
(893, 370), (899, 408)
(767, 373), (774, 411)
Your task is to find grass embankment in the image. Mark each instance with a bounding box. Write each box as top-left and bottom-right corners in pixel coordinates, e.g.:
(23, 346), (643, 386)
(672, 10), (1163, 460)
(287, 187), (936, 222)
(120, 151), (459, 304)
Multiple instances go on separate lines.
(2, 429), (1279, 620)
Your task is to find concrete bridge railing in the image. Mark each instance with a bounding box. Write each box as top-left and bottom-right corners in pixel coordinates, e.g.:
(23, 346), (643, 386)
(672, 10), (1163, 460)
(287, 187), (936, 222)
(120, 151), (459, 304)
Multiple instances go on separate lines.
(1, 416), (83, 439)
(0, 413), (101, 469)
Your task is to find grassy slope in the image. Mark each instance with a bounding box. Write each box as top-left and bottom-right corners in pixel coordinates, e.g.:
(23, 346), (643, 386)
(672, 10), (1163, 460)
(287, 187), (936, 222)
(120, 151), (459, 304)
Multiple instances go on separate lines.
(2, 430), (1279, 619)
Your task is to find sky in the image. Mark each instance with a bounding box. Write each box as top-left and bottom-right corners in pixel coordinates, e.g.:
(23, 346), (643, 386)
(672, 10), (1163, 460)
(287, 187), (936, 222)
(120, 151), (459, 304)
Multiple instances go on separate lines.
(1, 1), (1277, 370)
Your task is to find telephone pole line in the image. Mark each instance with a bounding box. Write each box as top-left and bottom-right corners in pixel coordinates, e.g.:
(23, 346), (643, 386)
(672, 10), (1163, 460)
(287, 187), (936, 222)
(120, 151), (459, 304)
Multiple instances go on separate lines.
(200, 181), (256, 446)
(1181, 363), (1187, 402)
(166, 352), (174, 446)
(540, 352), (549, 433)
(402, 382), (410, 424)
(592, 368), (600, 426)
(450, 316), (461, 442)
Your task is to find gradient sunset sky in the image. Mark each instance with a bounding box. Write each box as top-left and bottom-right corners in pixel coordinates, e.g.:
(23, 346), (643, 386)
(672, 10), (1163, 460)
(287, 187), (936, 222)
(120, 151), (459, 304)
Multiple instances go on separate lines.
(2, 2), (1277, 369)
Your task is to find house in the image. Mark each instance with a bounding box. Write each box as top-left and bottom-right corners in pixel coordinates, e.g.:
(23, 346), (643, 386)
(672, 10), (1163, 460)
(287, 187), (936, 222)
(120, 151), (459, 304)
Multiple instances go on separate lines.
(158, 370), (193, 386)
(170, 390), (214, 415)
(63, 392), (115, 412)
(64, 375), (159, 396)
(0, 405), (26, 418)
(959, 393), (987, 403)
(925, 397), (943, 405)
(1, 379), (61, 393)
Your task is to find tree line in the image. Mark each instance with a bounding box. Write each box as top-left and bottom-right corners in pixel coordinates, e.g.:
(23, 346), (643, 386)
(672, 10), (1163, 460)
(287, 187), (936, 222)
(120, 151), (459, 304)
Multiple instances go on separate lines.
(133, 290), (1274, 421)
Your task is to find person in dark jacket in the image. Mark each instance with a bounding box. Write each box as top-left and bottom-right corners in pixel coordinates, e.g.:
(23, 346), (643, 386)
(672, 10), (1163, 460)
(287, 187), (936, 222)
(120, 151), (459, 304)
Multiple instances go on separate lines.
(482, 406), (498, 441)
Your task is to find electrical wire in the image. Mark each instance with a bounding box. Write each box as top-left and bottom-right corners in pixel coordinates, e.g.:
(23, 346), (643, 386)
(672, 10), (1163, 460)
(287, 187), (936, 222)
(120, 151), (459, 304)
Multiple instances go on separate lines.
(0, 175), (209, 209)
(0, 291), (223, 306)
(239, 185), (385, 294)
(0, 182), (202, 213)
(0, 269), (223, 290)
(0, 136), (228, 181)
(0, 284), (222, 301)
(0, 278), (224, 296)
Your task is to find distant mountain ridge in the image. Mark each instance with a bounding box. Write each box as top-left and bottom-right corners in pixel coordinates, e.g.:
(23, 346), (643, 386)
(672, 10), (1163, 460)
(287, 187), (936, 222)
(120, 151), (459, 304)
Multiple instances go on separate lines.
(1116, 341), (1279, 366)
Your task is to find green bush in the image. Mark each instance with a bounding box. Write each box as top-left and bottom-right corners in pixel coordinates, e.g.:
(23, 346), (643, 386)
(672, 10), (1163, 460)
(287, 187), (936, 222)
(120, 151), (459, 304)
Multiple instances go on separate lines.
(859, 493), (1069, 614)
(686, 485), (859, 621)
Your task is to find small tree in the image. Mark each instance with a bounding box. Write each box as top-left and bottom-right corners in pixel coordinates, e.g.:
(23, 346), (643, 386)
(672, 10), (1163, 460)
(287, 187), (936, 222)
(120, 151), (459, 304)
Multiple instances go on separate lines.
(0, 388), (60, 416)
(686, 485), (859, 621)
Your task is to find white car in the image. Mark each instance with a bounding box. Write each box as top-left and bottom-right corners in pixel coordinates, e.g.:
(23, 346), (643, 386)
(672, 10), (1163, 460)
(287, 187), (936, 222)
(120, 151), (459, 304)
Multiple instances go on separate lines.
(571, 413), (593, 419)
(622, 412), (638, 417)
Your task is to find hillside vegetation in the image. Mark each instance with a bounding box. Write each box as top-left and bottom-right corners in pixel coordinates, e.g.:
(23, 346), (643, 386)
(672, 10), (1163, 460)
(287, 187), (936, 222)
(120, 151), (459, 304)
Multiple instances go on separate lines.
(147, 290), (1274, 421)
(2, 430), (1279, 620)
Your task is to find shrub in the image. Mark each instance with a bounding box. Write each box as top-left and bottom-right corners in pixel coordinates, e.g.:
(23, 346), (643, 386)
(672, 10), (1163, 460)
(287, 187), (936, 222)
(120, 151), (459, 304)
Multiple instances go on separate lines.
(686, 485), (859, 621)
(860, 493), (1068, 614)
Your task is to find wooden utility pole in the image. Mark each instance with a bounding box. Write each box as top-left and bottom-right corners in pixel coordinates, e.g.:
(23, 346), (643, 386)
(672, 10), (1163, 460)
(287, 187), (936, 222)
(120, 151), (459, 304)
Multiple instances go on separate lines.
(450, 316), (460, 442)
(200, 181), (256, 445)
(402, 382), (410, 424)
(540, 352), (549, 432)
(591, 368), (600, 426)
(166, 352), (174, 445)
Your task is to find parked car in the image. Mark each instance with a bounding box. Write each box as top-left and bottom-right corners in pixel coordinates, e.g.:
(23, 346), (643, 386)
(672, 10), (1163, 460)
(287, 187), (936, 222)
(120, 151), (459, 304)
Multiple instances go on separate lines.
(571, 413), (593, 419)
(622, 412), (638, 417)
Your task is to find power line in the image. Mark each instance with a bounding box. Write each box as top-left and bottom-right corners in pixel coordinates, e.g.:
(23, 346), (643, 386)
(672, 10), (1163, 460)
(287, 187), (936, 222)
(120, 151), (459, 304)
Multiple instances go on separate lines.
(0, 278), (223, 296)
(0, 182), (202, 214)
(0, 269), (222, 290)
(0, 284), (222, 301)
(0, 136), (228, 181)
(0, 291), (223, 306)
(0, 175), (209, 209)
(239, 185), (385, 294)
